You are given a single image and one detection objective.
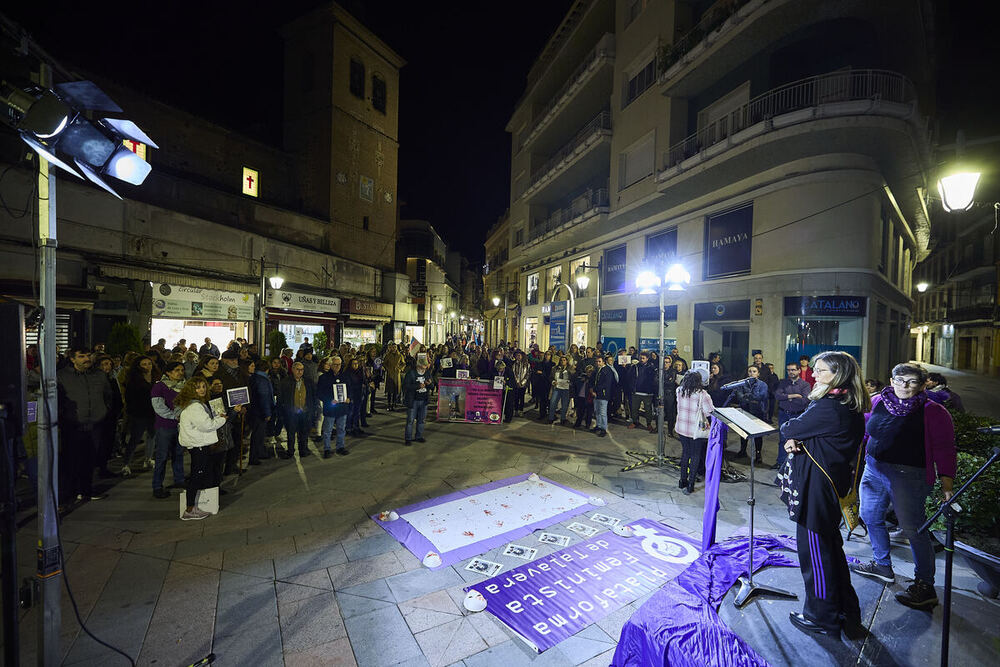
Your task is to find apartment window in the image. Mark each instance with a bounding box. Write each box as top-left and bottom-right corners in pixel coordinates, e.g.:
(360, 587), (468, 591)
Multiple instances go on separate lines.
(372, 74), (387, 113)
(623, 58), (656, 108)
(619, 133), (655, 190)
(349, 59), (365, 99)
(526, 273), (540, 306)
(624, 0), (650, 28)
(514, 228), (524, 247)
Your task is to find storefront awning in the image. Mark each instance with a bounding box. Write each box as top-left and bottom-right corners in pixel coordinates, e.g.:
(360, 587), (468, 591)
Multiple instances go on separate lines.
(99, 265), (256, 295)
(0, 281), (98, 310)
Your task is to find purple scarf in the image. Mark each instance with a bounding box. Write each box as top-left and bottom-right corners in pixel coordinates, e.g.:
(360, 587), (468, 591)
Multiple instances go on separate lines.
(879, 385), (927, 416)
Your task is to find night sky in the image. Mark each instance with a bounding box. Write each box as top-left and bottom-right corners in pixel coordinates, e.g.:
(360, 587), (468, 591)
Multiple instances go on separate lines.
(4, 1), (999, 260)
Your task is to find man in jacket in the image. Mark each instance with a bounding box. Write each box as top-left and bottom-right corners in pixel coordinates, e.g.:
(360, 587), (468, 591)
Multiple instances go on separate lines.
(316, 356), (351, 457)
(592, 356), (615, 438)
(214, 349), (247, 473)
(57, 346), (112, 503)
(402, 359), (431, 445)
(773, 362), (812, 469)
(277, 362), (315, 459)
(630, 351), (657, 432)
(199, 337), (220, 358)
(247, 364), (274, 464)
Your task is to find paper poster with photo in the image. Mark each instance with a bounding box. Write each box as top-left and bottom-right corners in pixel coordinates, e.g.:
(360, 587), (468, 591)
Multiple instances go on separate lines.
(332, 383), (348, 403)
(456, 369), (470, 379)
(440, 357), (453, 368)
(465, 558), (503, 578)
(209, 398), (225, 417)
(417, 352), (428, 366)
(493, 376), (505, 390)
(226, 387), (250, 407)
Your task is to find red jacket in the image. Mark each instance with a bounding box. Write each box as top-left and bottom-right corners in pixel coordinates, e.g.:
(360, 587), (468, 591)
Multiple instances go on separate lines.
(867, 394), (956, 485)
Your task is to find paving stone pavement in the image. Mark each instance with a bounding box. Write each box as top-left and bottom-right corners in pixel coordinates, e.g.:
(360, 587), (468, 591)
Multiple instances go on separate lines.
(8, 402), (999, 666)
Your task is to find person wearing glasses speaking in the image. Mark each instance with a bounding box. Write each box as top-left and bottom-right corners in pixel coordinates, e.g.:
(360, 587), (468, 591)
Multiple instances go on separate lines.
(850, 363), (956, 611)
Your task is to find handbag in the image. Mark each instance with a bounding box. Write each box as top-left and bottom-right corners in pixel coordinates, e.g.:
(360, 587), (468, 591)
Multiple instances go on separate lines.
(801, 441), (864, 531)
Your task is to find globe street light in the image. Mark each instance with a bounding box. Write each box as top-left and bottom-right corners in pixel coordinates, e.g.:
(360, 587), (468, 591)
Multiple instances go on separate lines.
(916, 282), (929, 293)
(492, 296), (500, 307)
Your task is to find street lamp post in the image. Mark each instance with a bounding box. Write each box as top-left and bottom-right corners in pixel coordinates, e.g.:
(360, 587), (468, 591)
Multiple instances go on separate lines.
(491, 276), (515, 345)
(573, 260), (602, 347)
(259, 256), (284, 353)
(622, 263), (690, 473)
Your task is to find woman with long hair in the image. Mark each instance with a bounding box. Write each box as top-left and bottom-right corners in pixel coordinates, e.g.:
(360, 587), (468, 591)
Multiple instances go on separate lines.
(150, 361), (186, 498)
(777, 351), (867, 637)
(175, 376), (227, 521)
(533, 351), (554, 421)
(548, 355), (572, 425)
(123, 355), (158, 476)
(675, 371), (715, 495)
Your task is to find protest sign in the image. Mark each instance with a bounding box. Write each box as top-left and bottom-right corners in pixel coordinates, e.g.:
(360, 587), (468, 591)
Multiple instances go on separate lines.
(466, 518), (699, 652)
(436, 378), (503, 424)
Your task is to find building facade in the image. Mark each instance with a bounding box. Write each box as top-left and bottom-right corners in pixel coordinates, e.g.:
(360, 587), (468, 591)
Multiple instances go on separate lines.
(488, 0), (935, 377)
(0, 2), (411, 353)
(911, 206), (999, 375)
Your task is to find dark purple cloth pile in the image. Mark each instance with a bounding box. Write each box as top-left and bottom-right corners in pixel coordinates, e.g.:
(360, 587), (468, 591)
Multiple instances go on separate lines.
(612, 534), (797, 667)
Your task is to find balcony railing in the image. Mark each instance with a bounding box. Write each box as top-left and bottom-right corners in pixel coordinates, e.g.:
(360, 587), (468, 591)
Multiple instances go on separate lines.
(947, 304), (995, 323)
(528, 188), (609, 242)
(659, 0), (759, 73)
(663, 69), (916, 169)
(522, 110), (611, 197)
(517, 34), (615, 154)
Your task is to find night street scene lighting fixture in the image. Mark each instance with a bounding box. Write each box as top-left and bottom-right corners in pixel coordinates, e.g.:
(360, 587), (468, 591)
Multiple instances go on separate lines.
(937, 171), (980, 212)
(492, 296), (501, 307)
(665, 263), (692, 291)
(916, 282), (929, 293)
(268, 275), (285, 289)
(635, 270), (661, 294)
(1, 78), (158, 198)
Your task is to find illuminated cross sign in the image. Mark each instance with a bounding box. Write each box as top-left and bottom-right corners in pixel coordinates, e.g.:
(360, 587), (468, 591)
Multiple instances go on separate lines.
(242, 167), (259, 197)
(122, 139), (147, 161)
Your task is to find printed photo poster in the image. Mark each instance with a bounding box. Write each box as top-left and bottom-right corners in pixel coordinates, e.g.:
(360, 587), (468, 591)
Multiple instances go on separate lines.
(437, 378), (503, 424)
(456, 369), (470, 379)
(226, 387), (250, 407)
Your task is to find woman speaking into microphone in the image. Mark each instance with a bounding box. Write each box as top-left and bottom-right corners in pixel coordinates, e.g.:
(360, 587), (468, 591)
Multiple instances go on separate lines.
(777, 351), (868, 637)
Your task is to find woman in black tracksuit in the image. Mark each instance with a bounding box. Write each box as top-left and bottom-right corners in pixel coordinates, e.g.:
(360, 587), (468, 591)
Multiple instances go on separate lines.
(778, 351), (867, 637)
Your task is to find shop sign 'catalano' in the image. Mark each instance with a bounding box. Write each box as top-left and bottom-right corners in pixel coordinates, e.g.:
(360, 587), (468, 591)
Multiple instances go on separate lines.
(266, 289), (341, 314)
(152, 283), (256, 321)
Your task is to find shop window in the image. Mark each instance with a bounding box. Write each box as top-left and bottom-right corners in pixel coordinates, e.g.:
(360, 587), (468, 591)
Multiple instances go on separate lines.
(570, 256), (591, 298)
(524, 317), (539, 348)
(526, 273), (539, 305)
(349, 58), (365, 99)
(783, 316), (863, 367)
(573, 314), (588, 348)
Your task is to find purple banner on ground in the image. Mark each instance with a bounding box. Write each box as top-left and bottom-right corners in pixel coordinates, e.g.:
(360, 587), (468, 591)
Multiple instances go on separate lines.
(436, 378), (503, 424)
(702, 418), (727, 552)
(466, 519), (700, 653)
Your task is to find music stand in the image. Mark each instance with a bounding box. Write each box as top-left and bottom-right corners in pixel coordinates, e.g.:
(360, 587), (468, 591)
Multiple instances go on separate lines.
(713, 406), (798, 607)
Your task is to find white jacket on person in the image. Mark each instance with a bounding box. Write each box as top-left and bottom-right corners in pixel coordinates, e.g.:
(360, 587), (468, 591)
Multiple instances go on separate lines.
(178, 402), (227, 449)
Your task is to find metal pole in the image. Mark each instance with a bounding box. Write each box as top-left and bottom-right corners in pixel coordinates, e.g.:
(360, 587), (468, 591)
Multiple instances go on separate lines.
(657, 286), (665, 464)
(36, 61), (62, 667)
(596, 261), (603, 345)
(504, 281), (508, 343)
(259, 256), (266, 351)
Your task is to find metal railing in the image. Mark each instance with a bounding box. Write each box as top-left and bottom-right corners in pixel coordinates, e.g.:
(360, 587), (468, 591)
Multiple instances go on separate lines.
(528, 188), (609, 242)
(659, 0), (757, 73)
(524, 110), (612, 196)
(663, 69), (916, 169)
(517, 34), (615, 154)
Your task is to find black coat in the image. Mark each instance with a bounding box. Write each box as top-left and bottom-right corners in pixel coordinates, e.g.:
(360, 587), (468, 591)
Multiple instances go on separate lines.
(779, 396), (865, 531)
(277, 376), (316, 415)
(593, 365), (616, 400)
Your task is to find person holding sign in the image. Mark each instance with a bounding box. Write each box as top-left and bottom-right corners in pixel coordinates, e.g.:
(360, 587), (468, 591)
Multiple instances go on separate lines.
(777, 351), (867, 637)
(316, 356), (351, 457)
(175, 377), (228, 521)
(402, 358), (431, 446)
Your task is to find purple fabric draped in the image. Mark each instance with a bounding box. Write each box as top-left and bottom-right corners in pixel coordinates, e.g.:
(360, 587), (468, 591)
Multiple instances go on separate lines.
(612, 534), (798, 667)
(701, 417), (727, 552)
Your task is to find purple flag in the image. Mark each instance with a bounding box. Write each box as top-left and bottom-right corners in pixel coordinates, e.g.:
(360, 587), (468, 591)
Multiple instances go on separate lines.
(701, 418), (727, 552)
(466, 519), (700, 653)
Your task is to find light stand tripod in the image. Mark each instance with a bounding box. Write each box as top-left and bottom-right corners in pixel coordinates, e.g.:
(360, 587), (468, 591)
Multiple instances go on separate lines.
(713, 406), (798, 607)
(918, 441), (1000, 667)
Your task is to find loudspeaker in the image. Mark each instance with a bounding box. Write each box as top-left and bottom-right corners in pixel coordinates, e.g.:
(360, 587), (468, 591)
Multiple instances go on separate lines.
(0, 303), (27, 437)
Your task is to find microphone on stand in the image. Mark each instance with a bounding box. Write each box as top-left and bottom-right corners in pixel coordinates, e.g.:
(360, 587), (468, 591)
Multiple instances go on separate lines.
(721, 377), (757, 391)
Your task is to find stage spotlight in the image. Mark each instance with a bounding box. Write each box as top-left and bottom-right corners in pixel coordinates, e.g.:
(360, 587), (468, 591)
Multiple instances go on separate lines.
(20, 132), (81, 178)
(104, 145), (152, 185)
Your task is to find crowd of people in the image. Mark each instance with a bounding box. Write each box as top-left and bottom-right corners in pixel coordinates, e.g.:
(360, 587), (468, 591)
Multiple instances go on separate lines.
(25, 333), (962, 633)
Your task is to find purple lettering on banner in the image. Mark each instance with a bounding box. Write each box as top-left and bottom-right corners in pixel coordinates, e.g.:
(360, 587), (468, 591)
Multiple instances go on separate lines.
(465, 518), (700, 652)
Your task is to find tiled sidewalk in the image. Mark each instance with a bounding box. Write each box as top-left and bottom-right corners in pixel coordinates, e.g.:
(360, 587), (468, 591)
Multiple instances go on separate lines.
(9, 406), (998, 666)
